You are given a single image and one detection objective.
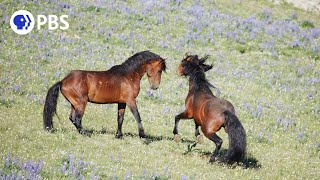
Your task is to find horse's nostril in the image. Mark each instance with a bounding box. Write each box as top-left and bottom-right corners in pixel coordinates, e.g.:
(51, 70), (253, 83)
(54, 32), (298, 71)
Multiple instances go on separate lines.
(151, 85), (158, 90)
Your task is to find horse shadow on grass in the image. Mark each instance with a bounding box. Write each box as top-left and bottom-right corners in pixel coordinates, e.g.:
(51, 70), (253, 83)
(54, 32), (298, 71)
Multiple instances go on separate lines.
(121, 132), (197, 144)
(57, 127), (260, 168)
(87, 128), (261, 169)
(80, 127), (196, 144)
(183, 143), (261, 169)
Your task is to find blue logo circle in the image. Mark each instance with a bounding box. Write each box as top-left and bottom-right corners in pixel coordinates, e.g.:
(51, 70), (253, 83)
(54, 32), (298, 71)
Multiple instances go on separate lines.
(10, 10), (35, 35)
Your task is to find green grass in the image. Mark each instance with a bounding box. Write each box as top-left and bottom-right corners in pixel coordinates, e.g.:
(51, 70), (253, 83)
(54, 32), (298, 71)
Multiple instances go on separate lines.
(0, 0), (319, 179)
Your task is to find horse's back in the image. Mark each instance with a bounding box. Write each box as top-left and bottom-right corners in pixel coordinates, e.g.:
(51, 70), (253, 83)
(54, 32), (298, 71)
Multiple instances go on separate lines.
(61, 70), (110, 97)
(63, 70), (118, 83)
(216, 98), (235, 114)
(204, 97), (235, 115)
(63, 70), (85, 81)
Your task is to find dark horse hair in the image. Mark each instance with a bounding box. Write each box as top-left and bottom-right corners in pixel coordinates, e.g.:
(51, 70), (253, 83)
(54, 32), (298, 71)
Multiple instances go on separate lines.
(43, 81), (61, 131)
(177, 54), (246, 164)
(110, 50), (167, 74)
(43, 50), (166, 133)
(224, 111), (246, 163)
(182, 54), (216, 91)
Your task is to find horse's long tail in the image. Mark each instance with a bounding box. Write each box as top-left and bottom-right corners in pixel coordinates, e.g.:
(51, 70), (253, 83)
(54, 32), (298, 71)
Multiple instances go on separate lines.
(43, 81), (62, 131)
(224, 110), (246, 164)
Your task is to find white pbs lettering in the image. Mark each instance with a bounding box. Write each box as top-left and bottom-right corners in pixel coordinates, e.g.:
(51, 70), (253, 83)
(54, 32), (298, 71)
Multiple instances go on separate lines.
(37, 15), (47, 30)
(59, 15), (69, 30)
(37, 15), (69, 30)
(48, 15), (59, 30)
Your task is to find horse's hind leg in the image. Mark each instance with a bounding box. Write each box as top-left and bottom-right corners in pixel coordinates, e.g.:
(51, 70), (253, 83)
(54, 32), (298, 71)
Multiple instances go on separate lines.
(116, 103), (126, 139)
(61, 79), (88, 134)
(203, 131), (223, 163)
(74, 102), (87, 134)
(68, 103), (87, 134)
(69, 105), (76, 124)
(210, 133), (223, 163)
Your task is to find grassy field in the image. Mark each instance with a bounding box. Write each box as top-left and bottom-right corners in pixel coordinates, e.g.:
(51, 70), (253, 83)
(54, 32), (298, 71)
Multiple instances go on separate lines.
(0, 0), (319, 179)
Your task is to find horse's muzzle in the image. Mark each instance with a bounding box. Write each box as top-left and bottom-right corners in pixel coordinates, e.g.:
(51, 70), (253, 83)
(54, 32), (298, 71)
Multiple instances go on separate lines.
(150, 85), (159, 90)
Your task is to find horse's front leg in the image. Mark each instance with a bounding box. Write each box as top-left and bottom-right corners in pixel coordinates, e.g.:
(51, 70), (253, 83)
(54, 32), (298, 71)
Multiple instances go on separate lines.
(116, 103), (126, 139)
(195, 124), (204, 144)
(173, 111), (191, 142)
(173, 112), (185, 135)
(128, 100), (146, 139)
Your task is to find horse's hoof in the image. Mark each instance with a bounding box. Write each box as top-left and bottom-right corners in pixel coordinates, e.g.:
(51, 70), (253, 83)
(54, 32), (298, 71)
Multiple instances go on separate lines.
(141, 138), (148, 144)
(79, 129), (86, 135)
(209, 158), (216, 164)
(196, 135), (204, 144)
(174, 134), (182, 143)
(45, 127), (54, 133)
(139, 132), (146, 139)
(80, 130), (91, 137)
(115, 134), (123, 139)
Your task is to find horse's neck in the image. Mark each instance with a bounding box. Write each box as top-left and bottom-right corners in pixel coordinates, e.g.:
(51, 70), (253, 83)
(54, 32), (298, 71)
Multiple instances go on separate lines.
(189, 83), (214, 97)
(137, 64), (147, 78)
(129, 64), (147, 80)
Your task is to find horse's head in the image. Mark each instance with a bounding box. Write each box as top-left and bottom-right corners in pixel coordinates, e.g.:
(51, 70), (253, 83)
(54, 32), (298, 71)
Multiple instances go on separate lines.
(146, 59), (167, 90)
(177, 54), (213, 76)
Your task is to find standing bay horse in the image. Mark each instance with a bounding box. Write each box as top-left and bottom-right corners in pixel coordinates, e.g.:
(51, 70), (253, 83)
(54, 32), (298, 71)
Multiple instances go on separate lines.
(173, 54), (246, 164)
(43, 50), (166, 139)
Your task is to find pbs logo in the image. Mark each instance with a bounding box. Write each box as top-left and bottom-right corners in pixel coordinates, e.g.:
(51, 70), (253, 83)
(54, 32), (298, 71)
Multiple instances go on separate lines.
(10, 10), (35, 35)
(10, 10), (69, 35)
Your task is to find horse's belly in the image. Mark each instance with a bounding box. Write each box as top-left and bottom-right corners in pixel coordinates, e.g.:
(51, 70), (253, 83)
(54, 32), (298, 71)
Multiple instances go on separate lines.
(88, 87), (123, 104)
(88, 97), (123, 104)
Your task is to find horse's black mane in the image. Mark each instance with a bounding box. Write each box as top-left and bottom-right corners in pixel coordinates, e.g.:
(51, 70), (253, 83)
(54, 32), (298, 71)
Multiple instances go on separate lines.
(110, 50), (166, 74)
(182, 55), (215, 94)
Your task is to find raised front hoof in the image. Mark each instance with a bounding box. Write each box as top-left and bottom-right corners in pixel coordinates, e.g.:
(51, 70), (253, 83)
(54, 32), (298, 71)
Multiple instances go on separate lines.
(196, 135), (204, 144)
(174, 134), (182, 143)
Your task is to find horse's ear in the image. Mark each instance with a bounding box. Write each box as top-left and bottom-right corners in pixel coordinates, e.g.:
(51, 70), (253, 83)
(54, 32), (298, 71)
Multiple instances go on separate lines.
(184, 52), (191, 61)
(186, 56), (193, 62)
(161, 59), (167, 72)
(194, 55), (199, 64)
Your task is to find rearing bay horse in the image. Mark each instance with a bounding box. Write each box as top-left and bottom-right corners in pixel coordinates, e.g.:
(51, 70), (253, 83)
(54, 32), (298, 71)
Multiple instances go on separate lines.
(43, 51), (166, 139)
(173, 54), (246, 164)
